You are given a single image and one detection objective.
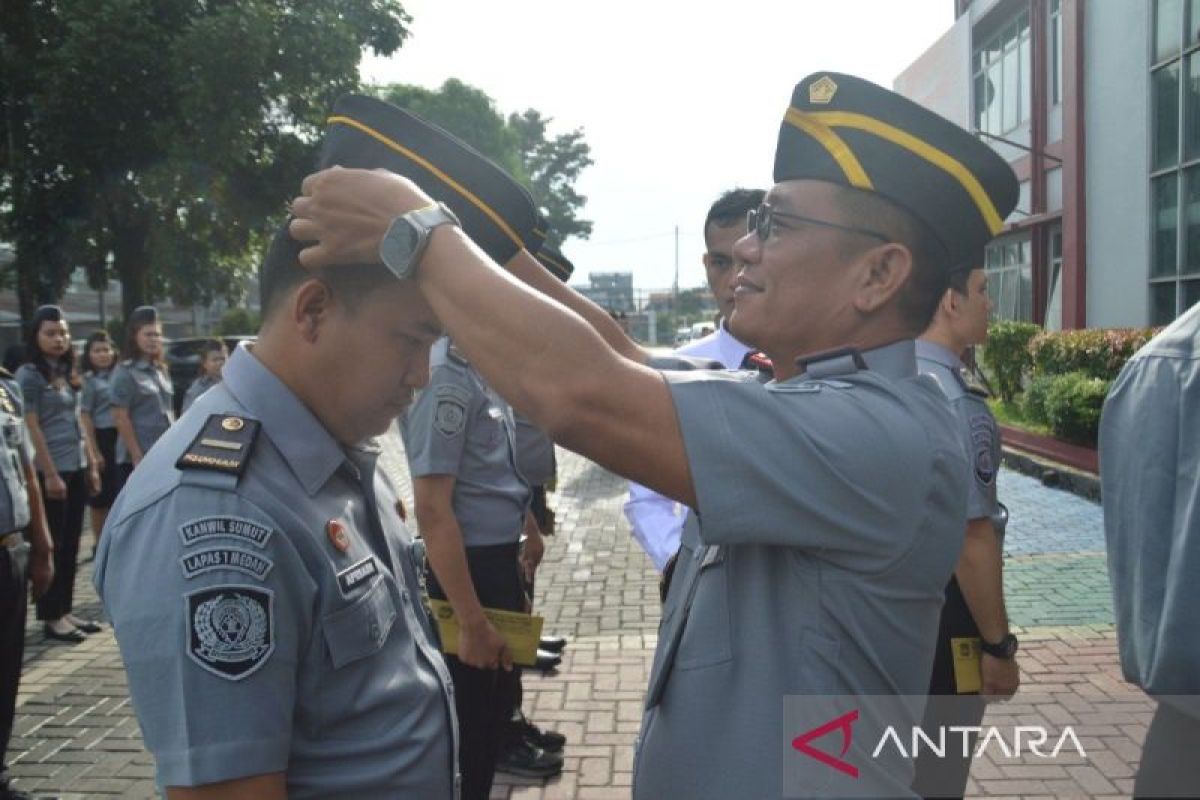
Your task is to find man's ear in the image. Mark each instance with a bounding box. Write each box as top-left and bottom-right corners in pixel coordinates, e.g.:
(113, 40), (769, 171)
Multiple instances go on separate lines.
(854, 243), (913, 314)
(939, 285), (961, 318)
(291, 279), (334, 343)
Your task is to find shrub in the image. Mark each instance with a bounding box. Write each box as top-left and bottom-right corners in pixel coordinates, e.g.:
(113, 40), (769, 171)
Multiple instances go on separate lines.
(980, 321), (1041, 402)
(1042, 371), (1110, 446)
(213, 308), (260, 336)
(1028, 327), (1157, 381)
(1021, 372), (1057, 425)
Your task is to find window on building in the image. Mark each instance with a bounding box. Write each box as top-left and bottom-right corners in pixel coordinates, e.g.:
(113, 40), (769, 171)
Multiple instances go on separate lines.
(1150, 0), (1200, 322)
(1050, 0), (1063, 106)
(984, 234), (1033, 322)
(1045, 225), (1063, 330)
(972, 10), (1032, 136)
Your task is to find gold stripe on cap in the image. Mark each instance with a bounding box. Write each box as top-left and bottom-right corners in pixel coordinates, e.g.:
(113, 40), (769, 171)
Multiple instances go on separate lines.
(784, 108), (873, 190)
(327, 115), (525, 250)
(805, 110), (1005, 235)
(538, 251), (568, 274)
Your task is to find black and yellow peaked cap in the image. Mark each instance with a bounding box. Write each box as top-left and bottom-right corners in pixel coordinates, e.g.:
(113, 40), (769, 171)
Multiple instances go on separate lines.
(321, 94), (540, 264)
(774, 72), (1019, 269)
(535, 244), (575, 283)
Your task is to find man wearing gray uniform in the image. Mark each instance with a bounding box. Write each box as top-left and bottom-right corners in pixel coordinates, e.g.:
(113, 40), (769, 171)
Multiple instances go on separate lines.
(94, 229), (459, 799)
(1102, 299), (1200, 797)
(913, 265), (1019, 798)
(290, 71), (1019, 799)
(0, 368), (54, 800)
(403, 337), (562, 797)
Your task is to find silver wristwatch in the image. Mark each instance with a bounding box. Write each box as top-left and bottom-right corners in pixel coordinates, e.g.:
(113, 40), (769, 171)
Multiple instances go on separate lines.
(378, 202), (461, 280)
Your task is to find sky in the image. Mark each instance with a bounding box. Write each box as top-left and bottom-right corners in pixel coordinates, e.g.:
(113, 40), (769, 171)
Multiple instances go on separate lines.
(361, 0), (954, 292)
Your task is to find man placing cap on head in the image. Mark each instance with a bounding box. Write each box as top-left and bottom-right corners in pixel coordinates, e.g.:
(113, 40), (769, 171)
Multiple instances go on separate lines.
(289, 71), (1018, 798)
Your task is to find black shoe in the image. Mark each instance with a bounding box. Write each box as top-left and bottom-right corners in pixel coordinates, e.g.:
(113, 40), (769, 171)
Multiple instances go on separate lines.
(511, 713), (566, 753)
(43, 624), (86, 644)
(534, 648), (561, 672)
(69, 619), (102, 634)
(495, 738), (563, 778)
(539, 635), (568, 653)
(0, 781), (34, 800)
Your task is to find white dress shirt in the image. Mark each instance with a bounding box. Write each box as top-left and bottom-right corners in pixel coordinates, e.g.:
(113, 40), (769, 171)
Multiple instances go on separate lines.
(623, 323), (755, 571)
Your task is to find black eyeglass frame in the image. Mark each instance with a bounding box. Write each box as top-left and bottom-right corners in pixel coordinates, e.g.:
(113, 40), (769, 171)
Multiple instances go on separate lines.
(746, 203), (890, 245)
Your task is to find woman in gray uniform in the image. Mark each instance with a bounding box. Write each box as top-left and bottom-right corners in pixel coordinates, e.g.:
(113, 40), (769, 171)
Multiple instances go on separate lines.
(110, 306), (174, 471)
(80, 331), (125, 554)
(17, 305), (101, 642)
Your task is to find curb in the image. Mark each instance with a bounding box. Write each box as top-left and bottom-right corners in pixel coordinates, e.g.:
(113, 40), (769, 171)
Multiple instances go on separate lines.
(1001, 446), (1101, 504)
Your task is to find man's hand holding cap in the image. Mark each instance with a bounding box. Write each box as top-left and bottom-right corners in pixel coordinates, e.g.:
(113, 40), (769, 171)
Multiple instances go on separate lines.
(289, 167), (433, 269)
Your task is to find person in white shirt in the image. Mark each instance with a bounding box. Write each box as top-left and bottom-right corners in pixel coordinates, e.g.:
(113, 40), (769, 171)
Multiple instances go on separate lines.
(624, 188), (765, 575)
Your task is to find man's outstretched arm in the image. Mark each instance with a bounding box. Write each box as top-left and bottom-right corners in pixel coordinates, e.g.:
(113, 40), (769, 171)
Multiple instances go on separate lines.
(289, 167), (696, 509)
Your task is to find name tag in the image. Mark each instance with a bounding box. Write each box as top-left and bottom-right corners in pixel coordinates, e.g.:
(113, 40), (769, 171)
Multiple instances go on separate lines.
(337, 556), (380, 595)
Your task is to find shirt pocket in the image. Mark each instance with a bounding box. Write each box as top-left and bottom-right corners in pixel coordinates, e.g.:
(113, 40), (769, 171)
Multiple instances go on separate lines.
(673, 546), (733, 671)
(321, 574), (397, 668)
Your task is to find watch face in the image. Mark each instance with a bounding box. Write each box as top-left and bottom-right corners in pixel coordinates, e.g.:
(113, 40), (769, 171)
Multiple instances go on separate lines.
(381, 218), (422, 277)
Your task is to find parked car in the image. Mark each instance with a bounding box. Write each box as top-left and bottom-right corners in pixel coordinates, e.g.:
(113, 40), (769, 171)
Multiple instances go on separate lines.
(165, 335), (255, 415)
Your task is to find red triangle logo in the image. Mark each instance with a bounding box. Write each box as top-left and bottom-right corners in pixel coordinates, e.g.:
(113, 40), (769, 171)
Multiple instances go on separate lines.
(791, 708), (860, 778)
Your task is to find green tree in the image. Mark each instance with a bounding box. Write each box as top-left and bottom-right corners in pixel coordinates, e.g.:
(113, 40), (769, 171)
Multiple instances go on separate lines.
(1, 0), (412, 321)
(377, 79), (592, 249)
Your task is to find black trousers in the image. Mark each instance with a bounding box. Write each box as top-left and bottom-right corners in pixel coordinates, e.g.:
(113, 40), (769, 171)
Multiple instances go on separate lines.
(426, 542), (523, 800)
(913, 577), (986, 800)
(0, 541), (28, 781)
(1134, 700), (1200, 798)
(36, 469), (86, 621)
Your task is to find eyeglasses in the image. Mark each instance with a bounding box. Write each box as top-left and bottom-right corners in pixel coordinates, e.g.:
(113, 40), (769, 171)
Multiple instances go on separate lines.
(746, 203), (890, 244)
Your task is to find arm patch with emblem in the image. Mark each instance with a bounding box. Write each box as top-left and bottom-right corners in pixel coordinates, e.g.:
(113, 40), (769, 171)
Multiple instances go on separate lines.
(969, 412), (998, 486)
(433, 385), (470, 438)
(186, 585), (274, 680)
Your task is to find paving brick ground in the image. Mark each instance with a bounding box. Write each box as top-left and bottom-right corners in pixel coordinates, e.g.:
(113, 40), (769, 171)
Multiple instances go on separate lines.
(5, 448), (1155, 798)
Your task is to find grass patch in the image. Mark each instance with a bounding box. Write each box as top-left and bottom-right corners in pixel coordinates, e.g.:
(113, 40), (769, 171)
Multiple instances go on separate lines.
(988, 398), (1053, 437)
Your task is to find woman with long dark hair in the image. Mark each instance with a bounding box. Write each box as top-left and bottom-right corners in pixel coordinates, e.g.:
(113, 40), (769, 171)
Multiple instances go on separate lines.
(80, 330), (124, 555)
(111, 306), (174, 470)
(16, 305), (102, 642)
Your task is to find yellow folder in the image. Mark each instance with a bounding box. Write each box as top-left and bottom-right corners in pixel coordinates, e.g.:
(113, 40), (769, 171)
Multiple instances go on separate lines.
(427, 599), (545, 667)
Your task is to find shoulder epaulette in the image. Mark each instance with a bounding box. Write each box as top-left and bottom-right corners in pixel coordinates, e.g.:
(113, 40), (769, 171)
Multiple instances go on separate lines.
(958, 367), (991, 398)
(176, 414), (261, 478)
(447, 344), (469, 367)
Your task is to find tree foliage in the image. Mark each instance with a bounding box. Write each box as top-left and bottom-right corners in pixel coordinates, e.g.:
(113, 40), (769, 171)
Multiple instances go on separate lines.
(1, 0), (412, 320)
(377, 79), (593, 249)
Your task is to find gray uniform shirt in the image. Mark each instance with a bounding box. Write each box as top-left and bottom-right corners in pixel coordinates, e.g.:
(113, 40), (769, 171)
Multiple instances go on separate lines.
(916, 340), (1003, 527)
(81, 370), (116, 429)
(0, 375), (33, 534)
(1101, 301), (1200, 699)
(181, 374), (219, 415)
(513, 412), (555, 487)
(16, 363), (85, 473)
(632, 341), (968, 800)
(94, 344), (458, 797)
(401, 338), (529, 547)
(110, 359), (174, 463)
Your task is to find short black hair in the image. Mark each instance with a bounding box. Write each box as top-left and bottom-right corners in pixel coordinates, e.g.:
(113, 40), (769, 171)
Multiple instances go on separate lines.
(831, 187), (954, 335)
(259, 224), (395, 321)
(82, 330), (118, 374)
(703, 188), (766, 241)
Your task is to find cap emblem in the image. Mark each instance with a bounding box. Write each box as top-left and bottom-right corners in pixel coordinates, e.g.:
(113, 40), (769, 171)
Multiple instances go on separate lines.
(809, 75), (839, 104)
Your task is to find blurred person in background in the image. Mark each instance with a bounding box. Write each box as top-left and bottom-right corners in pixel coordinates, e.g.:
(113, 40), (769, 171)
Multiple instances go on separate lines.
(80, 331), (125, 557)
(180, 339), (228, 415)
(111, 306), (174, 472)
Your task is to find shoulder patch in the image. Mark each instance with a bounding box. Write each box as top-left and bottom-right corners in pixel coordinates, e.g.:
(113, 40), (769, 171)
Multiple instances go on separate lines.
(969, 412), (998, 486)
(177, 414), (261, 476)
(186, 585), (274, 680)
(180, 547), (274, 581)
(179, 515), (273, 549)
(433, 385), (469, 437)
